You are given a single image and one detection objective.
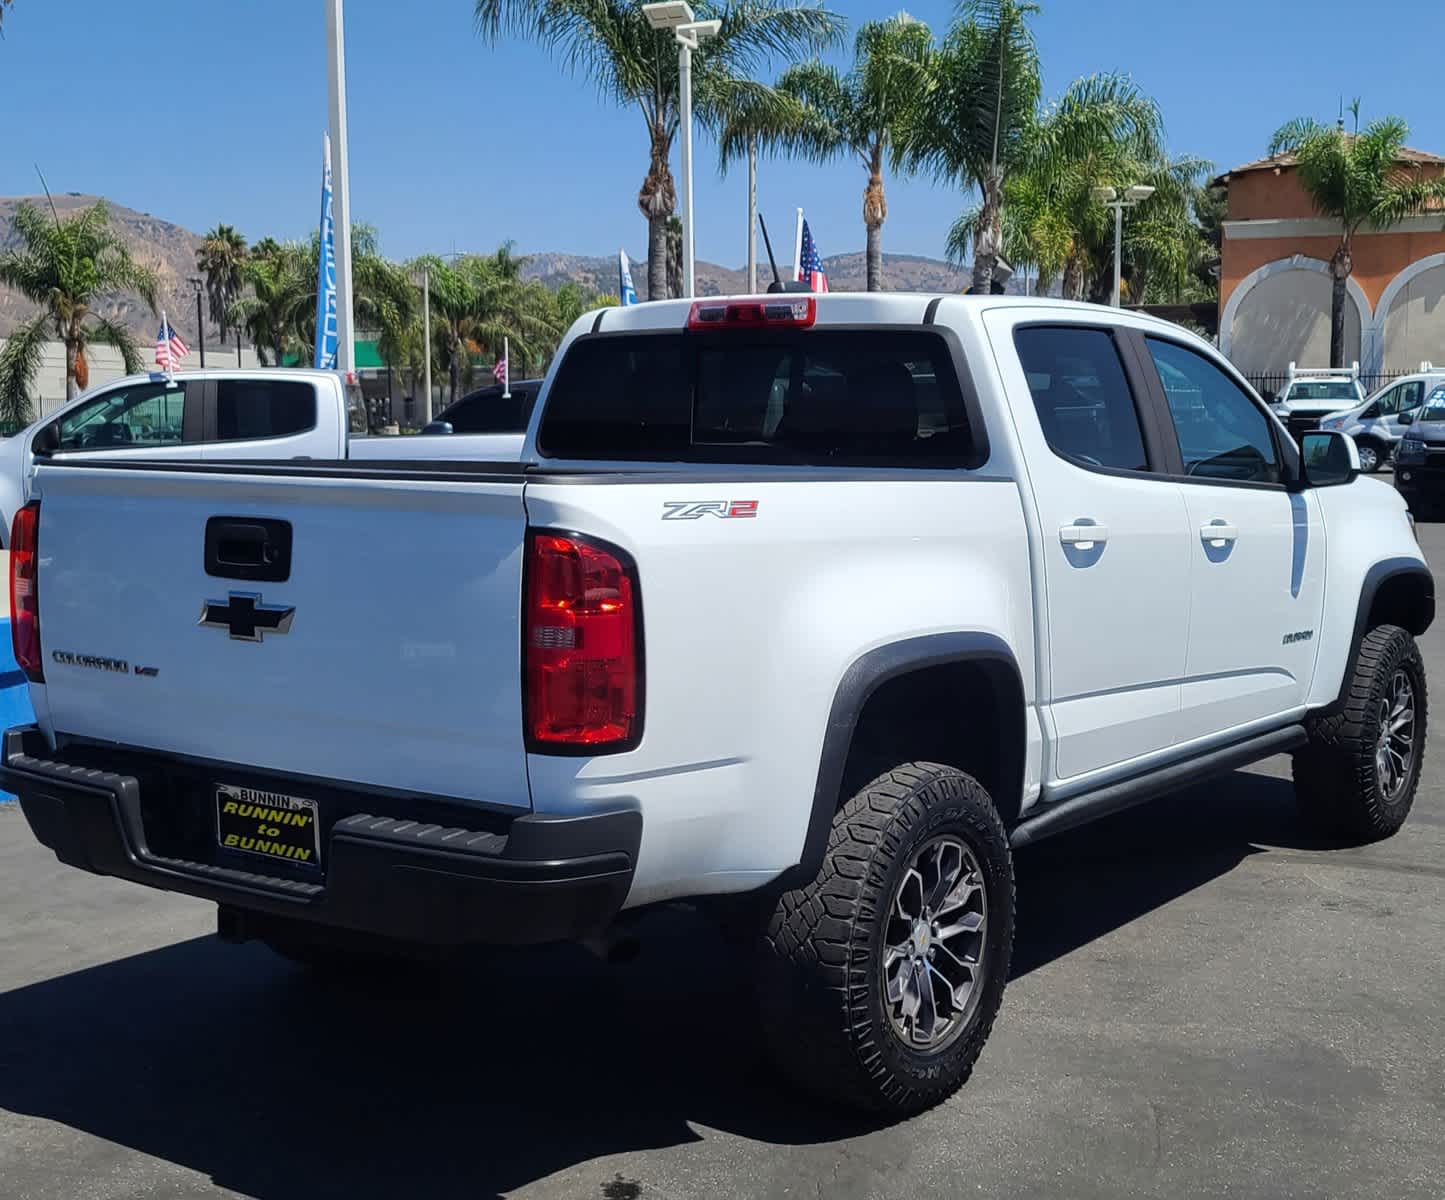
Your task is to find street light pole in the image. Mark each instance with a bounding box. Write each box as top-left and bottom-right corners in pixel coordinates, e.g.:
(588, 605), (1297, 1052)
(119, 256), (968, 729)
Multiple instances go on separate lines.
(679, 34), (695, 299)
(1091, 184), (1155, 308)
(1112, 201), (1124, 310)
(189, 277), (206, 367)
(421, 268), (432, 424)
(644, 4), (721, 300)
(325, 0), (356, 373)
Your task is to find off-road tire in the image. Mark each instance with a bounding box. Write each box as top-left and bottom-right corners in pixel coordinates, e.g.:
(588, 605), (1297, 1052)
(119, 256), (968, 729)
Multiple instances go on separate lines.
(755, 762), (1014, 1115)
(1293, 624), (1427, 840)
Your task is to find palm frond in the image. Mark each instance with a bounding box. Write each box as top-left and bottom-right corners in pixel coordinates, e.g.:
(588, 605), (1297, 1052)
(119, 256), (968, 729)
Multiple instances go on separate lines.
(84, 314), (144, 375)
(0, 312), (47, 427)
(1268, 117), (1326, 157)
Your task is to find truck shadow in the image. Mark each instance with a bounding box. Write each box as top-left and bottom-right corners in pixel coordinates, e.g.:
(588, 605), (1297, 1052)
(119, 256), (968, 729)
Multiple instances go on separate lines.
(0, 766), (1326, 1198)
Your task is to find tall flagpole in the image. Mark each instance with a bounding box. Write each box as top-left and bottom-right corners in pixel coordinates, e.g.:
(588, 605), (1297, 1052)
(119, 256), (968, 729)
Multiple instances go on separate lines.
(326, 0), (356, 375)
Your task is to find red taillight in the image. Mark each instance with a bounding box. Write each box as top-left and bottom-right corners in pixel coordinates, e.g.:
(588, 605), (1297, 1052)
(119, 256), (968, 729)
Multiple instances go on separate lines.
(524, 531), (641, 750)
(687, 297), (816, 331)
(10, 502), (42, 682)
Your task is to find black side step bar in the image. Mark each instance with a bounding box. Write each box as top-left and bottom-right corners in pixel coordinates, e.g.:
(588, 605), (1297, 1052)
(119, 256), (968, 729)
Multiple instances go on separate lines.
(1010, 724), (1308, 849)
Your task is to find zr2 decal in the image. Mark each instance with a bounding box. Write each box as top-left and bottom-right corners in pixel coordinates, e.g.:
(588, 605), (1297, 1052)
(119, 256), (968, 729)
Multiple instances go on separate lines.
(662, 500), (759, 521)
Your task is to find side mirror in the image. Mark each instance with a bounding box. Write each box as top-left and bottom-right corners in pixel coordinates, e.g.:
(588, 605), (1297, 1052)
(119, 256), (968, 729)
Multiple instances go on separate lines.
(32, 423), (61, 457)
(1398, 411), (1415, 426)
(421, 420), (454, 436)
(1300, 431), (1360, 488)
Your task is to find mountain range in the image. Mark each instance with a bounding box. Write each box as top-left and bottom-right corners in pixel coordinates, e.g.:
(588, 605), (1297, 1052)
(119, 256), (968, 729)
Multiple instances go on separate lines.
(1, 194), (1000, 342)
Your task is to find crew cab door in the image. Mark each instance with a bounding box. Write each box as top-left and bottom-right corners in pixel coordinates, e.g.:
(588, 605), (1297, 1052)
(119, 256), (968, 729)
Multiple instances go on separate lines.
(37, 377), (201, 472)
(1136, 335), (1326, 738)
(998, 318), (1192, 782)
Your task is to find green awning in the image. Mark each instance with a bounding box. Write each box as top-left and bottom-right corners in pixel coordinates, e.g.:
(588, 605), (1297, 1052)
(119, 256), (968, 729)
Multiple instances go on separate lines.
(281, 339), (385, 369)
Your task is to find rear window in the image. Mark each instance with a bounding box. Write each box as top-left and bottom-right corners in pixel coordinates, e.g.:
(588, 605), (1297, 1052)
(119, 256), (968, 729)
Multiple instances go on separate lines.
(214, 380), (317, 442)
(1285, 381), (1357, 402)
(538, 331), (982, 465)
(439, 386), (537, 434)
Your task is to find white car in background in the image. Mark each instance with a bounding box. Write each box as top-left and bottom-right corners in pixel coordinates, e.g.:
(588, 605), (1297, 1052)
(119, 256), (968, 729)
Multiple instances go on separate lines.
(1268, 363), (1367, 445)
(1315, 364), (1445, 473)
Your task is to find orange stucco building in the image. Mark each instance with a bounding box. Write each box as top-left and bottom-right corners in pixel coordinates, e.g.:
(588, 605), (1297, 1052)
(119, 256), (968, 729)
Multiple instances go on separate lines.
(1216, 148), (1445, 376)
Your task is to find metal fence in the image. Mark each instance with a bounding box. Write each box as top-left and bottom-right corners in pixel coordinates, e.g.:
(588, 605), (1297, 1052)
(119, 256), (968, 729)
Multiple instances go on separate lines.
(1243, 370), (1414, 403)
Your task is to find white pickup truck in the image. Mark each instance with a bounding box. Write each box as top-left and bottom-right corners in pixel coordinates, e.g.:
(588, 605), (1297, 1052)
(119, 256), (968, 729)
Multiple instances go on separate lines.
(2, 294), (1433, 1117)
(0, 368), (529, 543)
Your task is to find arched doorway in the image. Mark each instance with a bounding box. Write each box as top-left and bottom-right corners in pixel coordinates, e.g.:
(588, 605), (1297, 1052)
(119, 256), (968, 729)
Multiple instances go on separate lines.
(1221, 256), (1368, 374)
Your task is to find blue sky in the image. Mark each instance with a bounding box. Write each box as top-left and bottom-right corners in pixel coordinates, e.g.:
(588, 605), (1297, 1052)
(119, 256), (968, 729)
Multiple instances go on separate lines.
(2, 1), (1442, 269)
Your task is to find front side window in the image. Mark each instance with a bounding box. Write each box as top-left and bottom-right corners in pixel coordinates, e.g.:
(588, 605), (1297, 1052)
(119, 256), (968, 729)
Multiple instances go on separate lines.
(1147, 338), (1280, 484)
(213, 380), (316, 442)
(1395, 381), (1425, 415)
(55, 382), (185, 450)
(1013, 326), (1149, 472)
(539, 331), (978, 465)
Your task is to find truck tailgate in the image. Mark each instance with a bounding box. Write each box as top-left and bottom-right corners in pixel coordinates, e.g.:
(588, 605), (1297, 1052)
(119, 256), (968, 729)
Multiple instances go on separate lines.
(31, 463), (531, 809)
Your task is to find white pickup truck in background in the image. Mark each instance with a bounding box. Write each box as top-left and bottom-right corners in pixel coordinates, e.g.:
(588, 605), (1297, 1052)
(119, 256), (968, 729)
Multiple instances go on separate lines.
(2, 293), (1433, 1118)
(0, 368), (530, 542)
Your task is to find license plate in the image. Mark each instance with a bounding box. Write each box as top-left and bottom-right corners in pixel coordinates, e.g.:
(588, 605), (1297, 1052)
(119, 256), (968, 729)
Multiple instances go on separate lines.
(215, 784), (322, 869)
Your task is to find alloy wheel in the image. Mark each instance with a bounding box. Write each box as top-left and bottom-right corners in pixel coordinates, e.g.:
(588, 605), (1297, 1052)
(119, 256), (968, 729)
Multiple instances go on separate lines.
(1375, 669), (1418, 800)
(881, 836), (988, 1054)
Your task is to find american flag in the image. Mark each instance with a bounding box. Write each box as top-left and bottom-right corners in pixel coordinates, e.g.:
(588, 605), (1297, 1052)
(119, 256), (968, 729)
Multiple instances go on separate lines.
(799, 220), (829, 293)
(493, 353), (508, 384)
(155, 317), (189, 372)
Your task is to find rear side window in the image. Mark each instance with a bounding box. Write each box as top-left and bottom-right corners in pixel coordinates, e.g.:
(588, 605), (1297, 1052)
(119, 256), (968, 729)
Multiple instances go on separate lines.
(440, 387), (537, 434)
(538, 331), (981, 465)
(214, 380), (316, 442)
(1013, 327), (1149, 472)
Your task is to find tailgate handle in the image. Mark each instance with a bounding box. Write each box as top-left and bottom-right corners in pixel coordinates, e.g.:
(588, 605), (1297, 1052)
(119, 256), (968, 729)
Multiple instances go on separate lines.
(205, 517), (292, 582)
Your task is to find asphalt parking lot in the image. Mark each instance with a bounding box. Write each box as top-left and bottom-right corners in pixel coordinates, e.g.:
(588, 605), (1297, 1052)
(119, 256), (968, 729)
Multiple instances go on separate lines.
(2, 519), (1443, 1200)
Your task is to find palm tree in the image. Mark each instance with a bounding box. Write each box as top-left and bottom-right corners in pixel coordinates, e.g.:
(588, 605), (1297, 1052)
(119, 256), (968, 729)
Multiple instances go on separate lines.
(900, 0), (1041, 293)
(414, 249), (560, 403)
(475, 0), (843, 302)
(944, 74), (1155, 296)
(196, 224), (248, 344)
(0, 199), (159, 422)
(0, 0), (14, 33)
(725, 14), (931, 292)
(228, 241), (311, 366)
(229, 226), (416, 368)
(1269, 107), (1445, 368)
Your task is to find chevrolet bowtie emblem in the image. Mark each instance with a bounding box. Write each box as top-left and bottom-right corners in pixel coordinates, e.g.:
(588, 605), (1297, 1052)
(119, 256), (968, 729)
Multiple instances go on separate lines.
(199, 592), (296, 642)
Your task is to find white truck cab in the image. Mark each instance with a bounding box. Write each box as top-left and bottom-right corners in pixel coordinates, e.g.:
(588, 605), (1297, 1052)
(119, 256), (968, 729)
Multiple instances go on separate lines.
(1269, 362), (1366, 444)
(1315, 363), (1445, 472)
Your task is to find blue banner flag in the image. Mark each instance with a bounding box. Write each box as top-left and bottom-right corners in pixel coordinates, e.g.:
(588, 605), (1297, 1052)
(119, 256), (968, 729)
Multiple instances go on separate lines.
(619, 249), (637, 306)
(314, 133), (339, 370)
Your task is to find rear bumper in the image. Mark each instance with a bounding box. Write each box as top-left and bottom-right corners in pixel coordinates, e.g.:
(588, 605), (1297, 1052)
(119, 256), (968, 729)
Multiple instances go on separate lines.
(0, 726), (640, 946)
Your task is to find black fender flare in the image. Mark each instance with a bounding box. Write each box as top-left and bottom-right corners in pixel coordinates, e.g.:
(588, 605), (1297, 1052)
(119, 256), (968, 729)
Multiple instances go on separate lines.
(777, 632), (1025, 891)
(1329, 556), (1435, 710)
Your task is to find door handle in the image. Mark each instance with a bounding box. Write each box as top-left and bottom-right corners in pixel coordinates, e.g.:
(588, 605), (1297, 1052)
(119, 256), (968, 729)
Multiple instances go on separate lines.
(1200, 522), (1239, 547)
(1060, 523), (1109, 549)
